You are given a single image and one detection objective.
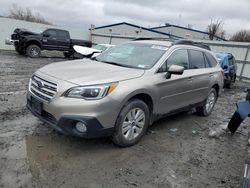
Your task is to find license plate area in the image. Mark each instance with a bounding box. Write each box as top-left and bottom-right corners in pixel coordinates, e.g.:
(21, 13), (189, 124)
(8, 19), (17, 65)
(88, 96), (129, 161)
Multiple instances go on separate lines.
(31, 97), (43, 115)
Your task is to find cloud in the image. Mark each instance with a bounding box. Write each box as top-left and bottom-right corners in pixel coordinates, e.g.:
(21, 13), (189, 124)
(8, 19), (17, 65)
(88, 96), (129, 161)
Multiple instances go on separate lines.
(0, 0), (250, 36)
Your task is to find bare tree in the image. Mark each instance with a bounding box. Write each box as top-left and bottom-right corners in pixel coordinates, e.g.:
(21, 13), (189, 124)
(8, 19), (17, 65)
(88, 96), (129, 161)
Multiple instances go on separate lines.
(230, 30), (250, 42)
(207, 19), (225, 40)
(8, 4), (51, 25)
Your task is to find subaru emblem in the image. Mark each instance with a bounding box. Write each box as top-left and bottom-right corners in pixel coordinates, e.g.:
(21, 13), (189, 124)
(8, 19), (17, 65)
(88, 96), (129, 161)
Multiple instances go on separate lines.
(37, 80), (44, 88)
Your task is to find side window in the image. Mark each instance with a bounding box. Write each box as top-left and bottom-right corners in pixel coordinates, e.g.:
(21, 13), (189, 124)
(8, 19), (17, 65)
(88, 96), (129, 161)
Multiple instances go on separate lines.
(44, 29), (57, 37)
(57, 31), (69, 39)
(160, 49), (189, 72)
(228, 56), (235, 66)
(189, 50), (206, 69)
(203, 53), (211, 68)
(205, 53), (218, 67)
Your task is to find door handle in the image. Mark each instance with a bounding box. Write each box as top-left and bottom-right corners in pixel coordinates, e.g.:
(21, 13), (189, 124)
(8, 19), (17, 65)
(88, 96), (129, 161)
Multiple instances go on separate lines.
(209, 73), (214, 77)
(187, 77), (193, 81)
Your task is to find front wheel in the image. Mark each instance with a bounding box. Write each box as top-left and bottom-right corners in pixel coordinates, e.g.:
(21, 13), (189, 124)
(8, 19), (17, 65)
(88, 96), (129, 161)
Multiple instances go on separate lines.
(26, 45), (41, 58)
(196, 88), (217, 116)
(15, 46), (25, 55)
(112, 99), (150, 147)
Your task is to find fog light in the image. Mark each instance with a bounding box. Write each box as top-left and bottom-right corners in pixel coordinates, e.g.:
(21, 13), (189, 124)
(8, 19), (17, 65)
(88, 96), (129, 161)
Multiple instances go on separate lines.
(75, 122), (87, 133)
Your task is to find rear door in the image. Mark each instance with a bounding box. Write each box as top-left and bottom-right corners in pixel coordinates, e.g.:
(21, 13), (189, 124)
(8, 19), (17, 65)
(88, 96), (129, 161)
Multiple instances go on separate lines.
(187, 49), (212, 104)
(56, 30), (71, 50)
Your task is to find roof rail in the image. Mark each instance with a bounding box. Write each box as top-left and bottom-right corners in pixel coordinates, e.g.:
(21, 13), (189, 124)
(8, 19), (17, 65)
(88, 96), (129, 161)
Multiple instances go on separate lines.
(173, 40), (211, 50)
(133, 37), (173, 41)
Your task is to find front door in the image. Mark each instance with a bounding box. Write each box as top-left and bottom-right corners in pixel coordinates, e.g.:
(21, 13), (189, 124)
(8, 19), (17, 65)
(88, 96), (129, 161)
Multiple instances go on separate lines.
(42, 29), (58, 50)
(155, 49), (194, 114)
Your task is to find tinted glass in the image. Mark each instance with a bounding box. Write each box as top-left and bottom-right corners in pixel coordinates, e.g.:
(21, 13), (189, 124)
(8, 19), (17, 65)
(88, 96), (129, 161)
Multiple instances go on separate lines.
(189, 50), (205, 69)
(57, 31), (69, 38)
(205, 53), (218, 67)
(44, 30), (57, 37)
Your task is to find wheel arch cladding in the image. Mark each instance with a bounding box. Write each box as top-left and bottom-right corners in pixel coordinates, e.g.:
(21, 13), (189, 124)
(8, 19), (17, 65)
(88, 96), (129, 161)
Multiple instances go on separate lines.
(25, 40), (42, 49)
(127, 93), (154, 115)
(212, 84), (219, 96)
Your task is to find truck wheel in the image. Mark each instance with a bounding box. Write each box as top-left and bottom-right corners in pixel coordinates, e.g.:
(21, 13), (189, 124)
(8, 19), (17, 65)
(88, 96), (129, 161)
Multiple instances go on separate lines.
(63, 51), (74, 58)
(26, 45), (41, 58)
(15, 46), (25, 55)
(112, 99), (149, 147)
(196, 88), (217, 116)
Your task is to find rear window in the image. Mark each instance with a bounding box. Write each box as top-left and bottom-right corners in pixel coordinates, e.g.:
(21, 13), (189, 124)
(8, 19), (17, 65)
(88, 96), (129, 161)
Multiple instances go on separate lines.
(205, 53), (218, 67)
(228, 56), (235, 66)
(189, 50), (206, 69)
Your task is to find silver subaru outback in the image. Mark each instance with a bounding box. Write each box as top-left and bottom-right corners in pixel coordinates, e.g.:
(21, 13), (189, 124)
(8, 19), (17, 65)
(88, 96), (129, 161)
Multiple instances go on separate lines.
(27, 40), (223, 147)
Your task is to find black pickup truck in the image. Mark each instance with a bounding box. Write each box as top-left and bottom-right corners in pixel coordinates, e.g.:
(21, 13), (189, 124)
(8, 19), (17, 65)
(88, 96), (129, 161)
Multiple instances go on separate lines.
(7, 28), (91, 58)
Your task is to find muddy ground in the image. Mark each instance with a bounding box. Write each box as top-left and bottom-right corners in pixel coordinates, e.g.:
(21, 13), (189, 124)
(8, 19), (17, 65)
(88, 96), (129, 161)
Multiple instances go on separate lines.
(0, 50), (250, 188)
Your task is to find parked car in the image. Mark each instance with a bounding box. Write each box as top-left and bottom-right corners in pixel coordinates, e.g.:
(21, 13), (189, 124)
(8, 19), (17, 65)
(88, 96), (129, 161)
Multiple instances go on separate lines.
(216, 53), (237, 88)
(5, 28), (91, 58)
(26, 40), (223, 147)
(73, 44), (114, 59)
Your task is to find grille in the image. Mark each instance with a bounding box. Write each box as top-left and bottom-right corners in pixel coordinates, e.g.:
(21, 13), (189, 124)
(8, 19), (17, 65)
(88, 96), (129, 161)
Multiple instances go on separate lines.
(30, 75), (58, 102)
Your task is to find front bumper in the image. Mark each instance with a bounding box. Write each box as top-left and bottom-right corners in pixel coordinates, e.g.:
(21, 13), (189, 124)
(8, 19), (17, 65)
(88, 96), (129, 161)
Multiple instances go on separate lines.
(27, 97), (115, 138)
(5, 38), (18, 45)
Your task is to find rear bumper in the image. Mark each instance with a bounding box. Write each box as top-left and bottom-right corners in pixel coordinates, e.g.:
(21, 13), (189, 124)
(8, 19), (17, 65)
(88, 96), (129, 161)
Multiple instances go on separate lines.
(27, 98), (114, 138)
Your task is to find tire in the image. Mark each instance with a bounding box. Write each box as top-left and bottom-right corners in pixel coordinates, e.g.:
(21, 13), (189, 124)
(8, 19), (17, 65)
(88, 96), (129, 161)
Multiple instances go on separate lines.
(112, 99), (150, 147)
(26, 45), (41, 58)
(233, 74), (237, 82)
(225, 82), (232, 89)
(15, 46), (25, 55)
(63, 52), (71, 58)
(196, 88), (217, 116)
(63, 51), (74, 58)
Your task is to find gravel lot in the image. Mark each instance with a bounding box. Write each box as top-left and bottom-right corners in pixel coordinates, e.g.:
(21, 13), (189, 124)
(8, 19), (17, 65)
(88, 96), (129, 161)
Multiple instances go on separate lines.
(0, 50), (249, 188)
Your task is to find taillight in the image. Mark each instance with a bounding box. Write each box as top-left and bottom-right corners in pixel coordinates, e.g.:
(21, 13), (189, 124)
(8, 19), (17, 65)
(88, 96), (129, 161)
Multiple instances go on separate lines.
(221, 70), (224, 76)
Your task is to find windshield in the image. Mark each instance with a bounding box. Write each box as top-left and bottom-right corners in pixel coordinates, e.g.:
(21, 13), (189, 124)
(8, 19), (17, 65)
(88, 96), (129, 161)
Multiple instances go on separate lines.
(96, 43), (168, 69)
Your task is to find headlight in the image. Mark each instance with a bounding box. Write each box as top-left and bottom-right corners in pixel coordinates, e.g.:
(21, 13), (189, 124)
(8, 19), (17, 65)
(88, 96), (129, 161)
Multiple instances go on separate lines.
(64, 83), (118, 100)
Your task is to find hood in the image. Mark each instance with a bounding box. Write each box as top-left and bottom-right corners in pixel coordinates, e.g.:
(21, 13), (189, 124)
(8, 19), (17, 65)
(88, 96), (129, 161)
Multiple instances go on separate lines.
(14, 28), (39, 36)
(37, 59), (145, 85)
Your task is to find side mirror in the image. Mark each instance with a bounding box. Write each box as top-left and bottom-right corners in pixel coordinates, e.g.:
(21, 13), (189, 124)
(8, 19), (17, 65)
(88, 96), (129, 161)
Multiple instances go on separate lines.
(165, 65), (184, 79)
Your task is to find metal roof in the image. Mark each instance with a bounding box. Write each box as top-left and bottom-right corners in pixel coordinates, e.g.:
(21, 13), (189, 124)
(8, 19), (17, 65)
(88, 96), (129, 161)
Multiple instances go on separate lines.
(151, 24), (226, 41)
(91, 22), (183, 39)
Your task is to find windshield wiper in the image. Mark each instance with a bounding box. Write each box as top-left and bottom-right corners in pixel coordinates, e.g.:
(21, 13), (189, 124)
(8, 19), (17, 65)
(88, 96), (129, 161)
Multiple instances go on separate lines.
(100, 61), (134, 68)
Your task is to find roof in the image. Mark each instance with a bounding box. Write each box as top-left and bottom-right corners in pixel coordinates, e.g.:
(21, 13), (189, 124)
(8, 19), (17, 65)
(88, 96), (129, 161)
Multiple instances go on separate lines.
(91, 22), (183, 39)
(151, 24), (226, 41)
(132, 40), (172, 47)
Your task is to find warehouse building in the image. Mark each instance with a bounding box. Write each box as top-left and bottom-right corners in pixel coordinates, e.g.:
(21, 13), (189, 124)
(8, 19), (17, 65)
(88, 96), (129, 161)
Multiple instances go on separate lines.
(151, 23), (225, 41)
(90, 22), (183, 45)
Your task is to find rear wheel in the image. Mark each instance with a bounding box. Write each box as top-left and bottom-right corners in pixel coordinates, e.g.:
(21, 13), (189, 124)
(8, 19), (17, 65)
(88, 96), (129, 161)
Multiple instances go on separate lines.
(225, 81), (232, 89)
(196, 88), (217, 116)
(26, 45), (41, 58)
(63, 51), (75, 58)
(112, 99), (149, 147)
